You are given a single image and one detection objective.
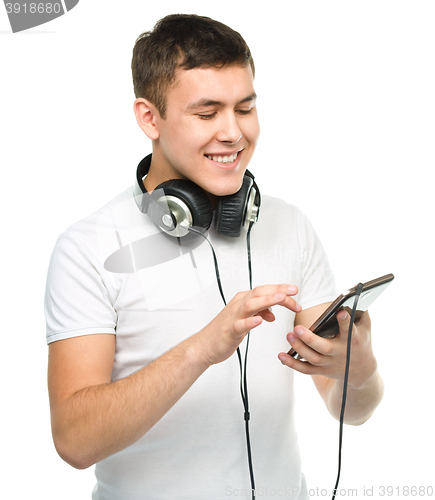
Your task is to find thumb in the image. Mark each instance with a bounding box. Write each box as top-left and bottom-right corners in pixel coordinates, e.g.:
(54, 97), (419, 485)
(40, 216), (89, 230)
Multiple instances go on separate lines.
(336, 308), (351, 335)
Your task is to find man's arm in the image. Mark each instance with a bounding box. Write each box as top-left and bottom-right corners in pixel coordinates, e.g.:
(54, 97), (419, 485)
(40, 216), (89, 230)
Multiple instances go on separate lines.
(48, 332), (210, 469)
(48, 284), (302, 469)
(278, 303), (384, 425)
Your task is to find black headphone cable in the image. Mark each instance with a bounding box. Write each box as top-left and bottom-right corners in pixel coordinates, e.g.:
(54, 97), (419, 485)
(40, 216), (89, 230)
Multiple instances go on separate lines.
(189, 224), (257, 500)
(331, 282), (364, 500)
(186, 226), (365, 500)
(238, 221), (256, 499)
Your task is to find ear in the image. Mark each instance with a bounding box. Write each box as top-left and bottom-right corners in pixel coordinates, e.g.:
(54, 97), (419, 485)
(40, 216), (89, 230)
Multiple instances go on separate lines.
(133, 98), (160, 140)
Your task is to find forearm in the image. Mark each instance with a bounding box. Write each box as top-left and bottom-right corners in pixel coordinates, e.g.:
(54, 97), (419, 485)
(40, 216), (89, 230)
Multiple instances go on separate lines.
(52, 334), (209, 469)
(323, 368), (384, 425)
(51, 284), (300, 469)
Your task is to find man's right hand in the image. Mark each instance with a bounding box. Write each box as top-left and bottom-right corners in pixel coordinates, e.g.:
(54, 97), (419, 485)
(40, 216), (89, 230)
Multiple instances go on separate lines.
(194, 284), (301, 366)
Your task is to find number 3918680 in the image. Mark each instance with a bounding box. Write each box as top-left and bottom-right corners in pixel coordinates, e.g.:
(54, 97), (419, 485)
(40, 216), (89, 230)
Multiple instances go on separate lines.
(5, 3), (62, 14)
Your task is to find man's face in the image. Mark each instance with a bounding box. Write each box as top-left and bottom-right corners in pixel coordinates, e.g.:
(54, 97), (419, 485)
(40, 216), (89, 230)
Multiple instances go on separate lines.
(150, 64), (260, 198)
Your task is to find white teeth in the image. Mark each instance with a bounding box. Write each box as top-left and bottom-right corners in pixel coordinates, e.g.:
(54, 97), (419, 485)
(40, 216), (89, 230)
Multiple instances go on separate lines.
(207, 151), (239, 164)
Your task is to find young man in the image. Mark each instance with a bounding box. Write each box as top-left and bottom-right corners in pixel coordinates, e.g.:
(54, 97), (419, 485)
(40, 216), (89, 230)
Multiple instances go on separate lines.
(45, 14), (383, 499)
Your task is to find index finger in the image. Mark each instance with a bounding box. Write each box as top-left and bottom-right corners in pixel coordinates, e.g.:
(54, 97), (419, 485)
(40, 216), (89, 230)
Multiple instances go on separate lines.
(257, 284), (302, 314)
(242, 284), (302, 316)
(249, 284), (299, 297)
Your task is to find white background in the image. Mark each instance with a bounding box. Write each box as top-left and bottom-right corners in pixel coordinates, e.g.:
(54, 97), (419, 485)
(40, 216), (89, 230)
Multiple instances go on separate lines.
(1, 1), (434, 498)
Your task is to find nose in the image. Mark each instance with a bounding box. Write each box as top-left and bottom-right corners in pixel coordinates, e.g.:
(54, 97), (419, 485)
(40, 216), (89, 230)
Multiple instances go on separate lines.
(215, 111), (243, 144)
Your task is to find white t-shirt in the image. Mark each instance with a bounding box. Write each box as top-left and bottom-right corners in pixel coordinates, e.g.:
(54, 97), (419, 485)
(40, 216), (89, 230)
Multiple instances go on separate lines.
(45, 188), (337, 500)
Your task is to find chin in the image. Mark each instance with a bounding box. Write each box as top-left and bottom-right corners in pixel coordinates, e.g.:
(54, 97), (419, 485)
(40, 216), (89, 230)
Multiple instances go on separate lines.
(206, 171), (247, 197)
(208, 181), (244, 198)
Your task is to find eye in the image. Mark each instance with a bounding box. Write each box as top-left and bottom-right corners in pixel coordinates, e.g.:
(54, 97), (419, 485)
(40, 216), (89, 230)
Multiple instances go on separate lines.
(198, 112), (217, 120)
(236, 108), (253, 115)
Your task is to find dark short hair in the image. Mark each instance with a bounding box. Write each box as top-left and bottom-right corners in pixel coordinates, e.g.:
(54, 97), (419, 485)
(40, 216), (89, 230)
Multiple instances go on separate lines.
(131, 14), (255, 118)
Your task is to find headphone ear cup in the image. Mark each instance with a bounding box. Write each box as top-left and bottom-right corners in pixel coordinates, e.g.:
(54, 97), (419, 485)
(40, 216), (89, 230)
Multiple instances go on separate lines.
(153, 179), (213, 233)
(215, 176), (253, 238)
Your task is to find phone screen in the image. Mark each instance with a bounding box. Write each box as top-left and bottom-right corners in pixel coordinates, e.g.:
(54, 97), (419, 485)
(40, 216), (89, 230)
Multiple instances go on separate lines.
(288, 273), (394, 359)
(310, 273), (394, 338)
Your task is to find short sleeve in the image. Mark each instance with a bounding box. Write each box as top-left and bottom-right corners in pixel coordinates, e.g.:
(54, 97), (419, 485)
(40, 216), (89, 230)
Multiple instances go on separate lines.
(44, 228), (117, 344)
(295, 209), (337, 309)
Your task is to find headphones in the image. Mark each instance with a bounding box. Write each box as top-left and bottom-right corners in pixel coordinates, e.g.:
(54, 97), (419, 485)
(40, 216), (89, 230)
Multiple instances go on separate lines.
(133, 154), (261, 238)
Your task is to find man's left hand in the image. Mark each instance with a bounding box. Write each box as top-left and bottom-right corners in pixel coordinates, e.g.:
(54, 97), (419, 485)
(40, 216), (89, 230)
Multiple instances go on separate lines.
(279, 310), (377, 388)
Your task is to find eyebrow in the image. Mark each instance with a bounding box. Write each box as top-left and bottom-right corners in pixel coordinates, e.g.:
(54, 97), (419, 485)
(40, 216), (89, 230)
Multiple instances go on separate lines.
(187, 92), (257, 111)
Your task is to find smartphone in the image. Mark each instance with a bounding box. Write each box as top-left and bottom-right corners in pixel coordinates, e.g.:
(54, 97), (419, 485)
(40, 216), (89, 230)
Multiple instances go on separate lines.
(288, 273), (394, 359)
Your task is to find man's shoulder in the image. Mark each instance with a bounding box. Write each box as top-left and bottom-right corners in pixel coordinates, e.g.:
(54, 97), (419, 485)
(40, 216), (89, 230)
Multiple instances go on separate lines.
(258, 194), (304, 221)
(261, 194), (297, 210)
(59, 188), (136, 238)
(53, 187), (141, 256)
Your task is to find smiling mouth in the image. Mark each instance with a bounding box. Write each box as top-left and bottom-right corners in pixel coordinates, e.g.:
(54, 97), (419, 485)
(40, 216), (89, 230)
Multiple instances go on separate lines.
(205, 150), (241, 164)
